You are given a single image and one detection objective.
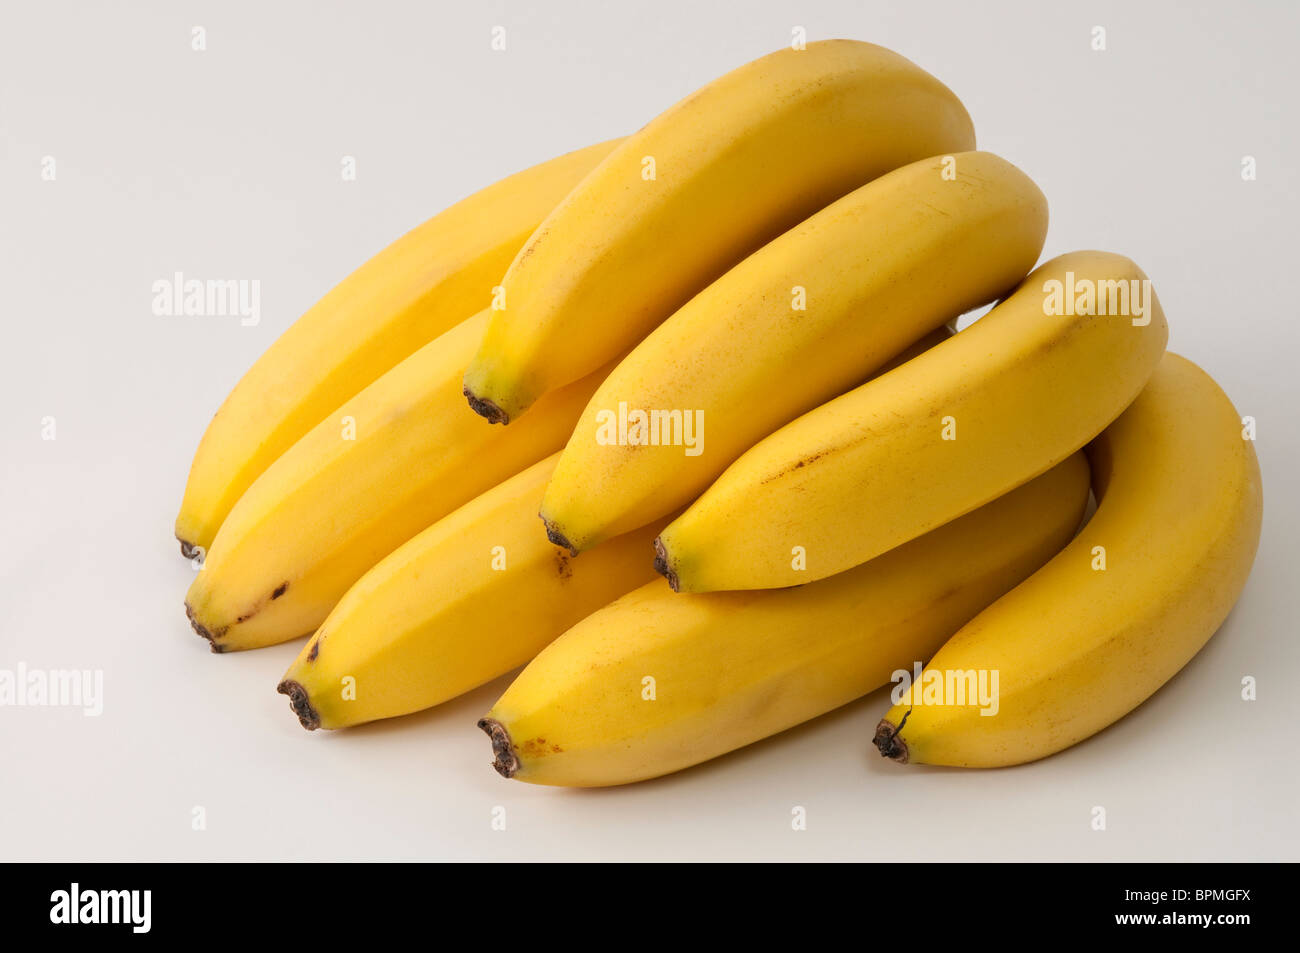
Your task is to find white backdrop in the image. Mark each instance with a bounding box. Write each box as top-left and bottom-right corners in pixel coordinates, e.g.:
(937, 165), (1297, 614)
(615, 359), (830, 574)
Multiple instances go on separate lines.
(1, 0), (1296, 860)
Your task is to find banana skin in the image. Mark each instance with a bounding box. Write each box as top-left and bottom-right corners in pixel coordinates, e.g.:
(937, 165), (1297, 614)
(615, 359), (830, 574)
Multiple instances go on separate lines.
(479, 454), (1089, 787)
(874, 353), (1263, 767)
(539, 151), (1047, 553)
(463, 39), (976, 424)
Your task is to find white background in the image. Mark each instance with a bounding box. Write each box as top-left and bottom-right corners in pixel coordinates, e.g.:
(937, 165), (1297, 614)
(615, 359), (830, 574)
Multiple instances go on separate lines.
(2, 0), (1296, 860)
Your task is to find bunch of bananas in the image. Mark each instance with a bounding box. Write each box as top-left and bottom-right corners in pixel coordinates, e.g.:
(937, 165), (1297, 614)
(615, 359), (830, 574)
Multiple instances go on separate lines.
(178, 40), (1262, 786)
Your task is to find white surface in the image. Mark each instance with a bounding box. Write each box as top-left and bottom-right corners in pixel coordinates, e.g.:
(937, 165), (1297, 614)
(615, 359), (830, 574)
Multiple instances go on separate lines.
(1, 0), (1296, 861)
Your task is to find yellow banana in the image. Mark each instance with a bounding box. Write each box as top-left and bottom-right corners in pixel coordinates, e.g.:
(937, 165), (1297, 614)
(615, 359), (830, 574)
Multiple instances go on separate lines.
(276, 454), (662, 729)
(480, 454), (1089, 787)
(874, 353), (1262, 767)
(463, 40), (976, 424)
(540, 151), (1047, 552)
(175, 140), (619, 556)
(874, 323), (955, 374)
(185, 311), (612, 652)
(655, 250), (1169, 592)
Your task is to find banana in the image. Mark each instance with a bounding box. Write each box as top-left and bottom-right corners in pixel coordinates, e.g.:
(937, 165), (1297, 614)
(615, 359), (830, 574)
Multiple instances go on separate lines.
(873, 323), (955, 374)
(874, 353), (1262, 767)
(479, 454), (1089, 787)
(654, 250), (1169, 593)
(462, 40), (976, 425)
(184, 310), (613, 652)
(276, 454), (662, 730)
(175, 140), (619, 557)
(540, 151), (1047, 553)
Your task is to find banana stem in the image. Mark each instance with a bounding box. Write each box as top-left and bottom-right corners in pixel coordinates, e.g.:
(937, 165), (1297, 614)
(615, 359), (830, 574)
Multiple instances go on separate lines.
(277, 680), (321, 731)
(540, 517), (578, 557)
(185, 602), (226, 654)
(873, 711), (911, 763)
(478, 718), (519, 778)
(463, 387), (511, 426)
(652, 538), (680, 592)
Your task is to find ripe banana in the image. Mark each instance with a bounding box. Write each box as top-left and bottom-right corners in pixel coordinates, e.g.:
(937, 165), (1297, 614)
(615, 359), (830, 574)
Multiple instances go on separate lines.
(874, 323), (955, 374)
(540, 151), (1047, 553)
(276, 454), (662, 730)
(462, 39), (976, 424)
(874, 353), (1262, 767)
(655, 250), (1169, 592)
(175, 139), (619, 556)
(184, 310), (613, 652)
(480, 454), (1089, 786)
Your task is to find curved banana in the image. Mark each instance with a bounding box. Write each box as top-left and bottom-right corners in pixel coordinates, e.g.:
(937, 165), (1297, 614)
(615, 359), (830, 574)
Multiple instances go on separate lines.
(277, 454), (662, 729)
(479, 454), (1089, 787)
(175, 140), (619, 556)
(655, 250), (1169, 592)
(874, 353), (1262, 767)
(463, 40), (976, 424)
(185, 311), (612, 652)
(540, 151), (1046, 552)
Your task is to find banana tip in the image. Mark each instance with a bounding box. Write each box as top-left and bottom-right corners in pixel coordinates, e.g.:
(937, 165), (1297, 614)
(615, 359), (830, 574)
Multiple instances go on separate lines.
(540, 516), (578, 557)
(184, 601), (226, 654)
(177, 537), (200, 559)
(873, 718), (909, 763)
(463, 386), (510, 425)
(277, 679), (321, 731)
(652, 537), (680, 592)
(478, 717), (519, 778)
